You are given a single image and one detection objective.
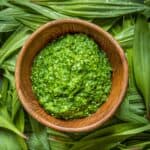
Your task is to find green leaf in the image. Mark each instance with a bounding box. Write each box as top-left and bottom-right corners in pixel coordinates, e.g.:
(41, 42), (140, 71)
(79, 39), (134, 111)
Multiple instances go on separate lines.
(42, 0), (148, 18)
(3, 70), (15, 87)
(0, 26), (29, 64)
(28, 132), (50, 150)
(0, 7), (26, 21)
(116, 98), (148, 124)
(93, 18), (119, 31)
(13, 110), (27, 150)
(47, 128), (70, 139)
(49, 140), (70, 150)
(16, 136), (28, 150)
(111, 16), (135, 48)
(125, 141), (150, 149)
(145, 0), (150, 6)
(0, 53), (17, 73)
(116, 49), (148, 124)
(9, 1), (70, 20)
(27, 117), (50, 150)
(70, 124), (150, 150)
(80, 123), (140, 141)
(0, 129), (25, 150)
(11, 90), (20, 120)
(0, 0), (8, 6)
(48, 128), (73, 150)
(133, 15), (150, 116)
(0, 106), (26, 138)
(15, 108), (25, 132)
(0, 21), (19, 32)
(16, 17), (43, 31)
(0, 77), (9, 106)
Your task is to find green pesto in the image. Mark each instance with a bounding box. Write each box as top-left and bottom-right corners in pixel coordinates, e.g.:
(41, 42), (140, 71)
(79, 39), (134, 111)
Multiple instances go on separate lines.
(31, 34), (112, 120)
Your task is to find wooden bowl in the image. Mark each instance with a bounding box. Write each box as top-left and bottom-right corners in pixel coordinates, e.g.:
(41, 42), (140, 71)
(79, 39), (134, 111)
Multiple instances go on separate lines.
(15, 19), (128, 133)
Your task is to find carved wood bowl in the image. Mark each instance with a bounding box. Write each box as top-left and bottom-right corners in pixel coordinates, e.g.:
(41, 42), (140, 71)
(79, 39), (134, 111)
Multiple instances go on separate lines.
(15, 19), (128, 133)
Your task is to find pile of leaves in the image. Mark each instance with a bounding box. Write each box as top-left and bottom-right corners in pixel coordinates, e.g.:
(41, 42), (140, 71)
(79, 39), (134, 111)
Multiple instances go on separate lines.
(0, 0), (150, 150)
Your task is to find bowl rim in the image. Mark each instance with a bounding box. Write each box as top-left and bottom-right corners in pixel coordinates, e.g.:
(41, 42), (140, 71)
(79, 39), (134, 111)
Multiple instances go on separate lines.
(15, 18), (128, 132)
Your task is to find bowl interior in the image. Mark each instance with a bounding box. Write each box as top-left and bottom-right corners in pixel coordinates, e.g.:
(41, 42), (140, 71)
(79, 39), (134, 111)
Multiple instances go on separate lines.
(16, 19), (128, 132)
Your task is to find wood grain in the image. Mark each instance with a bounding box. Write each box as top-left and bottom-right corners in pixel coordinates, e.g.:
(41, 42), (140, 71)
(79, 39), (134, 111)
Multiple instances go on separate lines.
(15, 19), (128, 133)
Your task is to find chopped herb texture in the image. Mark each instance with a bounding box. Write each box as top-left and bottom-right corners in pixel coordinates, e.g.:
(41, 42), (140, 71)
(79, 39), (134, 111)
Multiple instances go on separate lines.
(31, 34), (112, 120)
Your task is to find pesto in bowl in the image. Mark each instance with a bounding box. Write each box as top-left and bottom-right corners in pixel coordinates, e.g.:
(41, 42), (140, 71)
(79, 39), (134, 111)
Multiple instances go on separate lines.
(31, 34), (112, 120)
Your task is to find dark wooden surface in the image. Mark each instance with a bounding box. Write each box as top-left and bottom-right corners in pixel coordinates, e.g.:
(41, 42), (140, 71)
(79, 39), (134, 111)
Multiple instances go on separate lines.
(15, 19), (128, 133)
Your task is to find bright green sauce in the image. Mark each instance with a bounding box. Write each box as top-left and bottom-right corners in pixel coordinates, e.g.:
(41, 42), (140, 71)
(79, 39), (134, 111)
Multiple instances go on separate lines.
(31, 34), (112, 120)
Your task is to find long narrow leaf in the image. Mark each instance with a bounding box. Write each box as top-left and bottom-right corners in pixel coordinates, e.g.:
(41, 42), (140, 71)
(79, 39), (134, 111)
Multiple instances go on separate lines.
(70, 124), (150, 150)
(133, 15), (150, 116)
(0, 106), (26, 138)
(0, 21), (19, 32)
(116, 49), (148, 124)
(9, 1), (70, 19)
(0, 26), (29, 64)
(41, 0), (148, 18)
